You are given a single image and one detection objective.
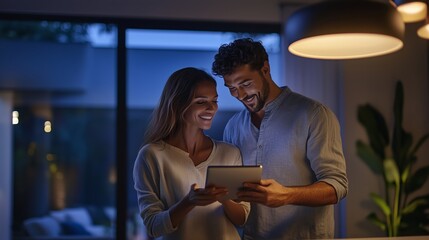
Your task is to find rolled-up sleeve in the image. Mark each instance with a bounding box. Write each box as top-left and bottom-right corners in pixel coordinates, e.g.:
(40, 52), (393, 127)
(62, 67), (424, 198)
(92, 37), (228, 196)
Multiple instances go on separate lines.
(307, 105), (348, 202)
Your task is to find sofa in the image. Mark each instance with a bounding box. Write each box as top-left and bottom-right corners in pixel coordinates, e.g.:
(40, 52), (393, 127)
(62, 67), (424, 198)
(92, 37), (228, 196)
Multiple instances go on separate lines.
(16, 207), (116, 240)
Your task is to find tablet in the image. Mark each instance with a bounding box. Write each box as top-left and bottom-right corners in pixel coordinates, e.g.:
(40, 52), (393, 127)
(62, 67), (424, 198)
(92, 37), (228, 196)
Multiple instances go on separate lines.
(205, 165), (263, 200)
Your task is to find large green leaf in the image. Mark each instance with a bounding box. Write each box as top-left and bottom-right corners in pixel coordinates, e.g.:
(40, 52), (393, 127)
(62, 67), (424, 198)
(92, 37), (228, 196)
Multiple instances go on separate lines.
(405, 166), (429, 194)
(357, 104), (389, 159)
(401, 164), (410, 184)
(392, 81), (404, 169)
(399, 199), (429, 236)
(384, 158), (400, 186)
(392, 81), (404, 157)
(402, 198), (428, 215)
(356, 140), (384, 175)
(406, 194), (429, 210)
(399, 222), (429, 236)
(409, 133), (429, 158)
(394, 129), (413, 172)
(370, 192), (391, 216)
(391, 81), (415, 172)
(367, 212), (386, 231)
(393, 81), (404, 129)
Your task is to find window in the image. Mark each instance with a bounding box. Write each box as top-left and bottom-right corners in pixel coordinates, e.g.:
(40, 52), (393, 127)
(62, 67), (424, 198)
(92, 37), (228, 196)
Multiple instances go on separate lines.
(1, 19), (280, 240)
(1, 20), (118, 238)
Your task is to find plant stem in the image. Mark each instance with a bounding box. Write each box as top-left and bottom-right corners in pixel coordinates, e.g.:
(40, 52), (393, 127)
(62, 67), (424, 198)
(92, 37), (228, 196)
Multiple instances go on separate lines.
(392, 182), (400, 236)
(383, 176), (393, 236)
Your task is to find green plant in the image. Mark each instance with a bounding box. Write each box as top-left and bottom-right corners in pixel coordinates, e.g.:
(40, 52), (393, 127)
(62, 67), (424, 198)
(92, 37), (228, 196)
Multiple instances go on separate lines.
(356, 81), (429, 236)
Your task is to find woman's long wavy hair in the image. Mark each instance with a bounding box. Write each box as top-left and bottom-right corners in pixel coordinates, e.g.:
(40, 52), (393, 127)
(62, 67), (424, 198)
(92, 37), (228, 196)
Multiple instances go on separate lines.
(143, 67), (217, 144)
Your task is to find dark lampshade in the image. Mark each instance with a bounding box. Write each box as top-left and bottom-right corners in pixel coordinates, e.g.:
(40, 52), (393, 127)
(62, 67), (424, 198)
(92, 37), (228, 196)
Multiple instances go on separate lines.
(286, 0), (405, 60)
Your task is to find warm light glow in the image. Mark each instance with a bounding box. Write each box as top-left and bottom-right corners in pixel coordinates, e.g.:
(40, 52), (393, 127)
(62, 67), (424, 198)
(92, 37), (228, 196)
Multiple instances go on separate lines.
(44, 121), (52, 133)
(417, 23), (429, 38)
(397, 2), (427, 22)
(52, 171), (66, 209)
(288, 33), (403, 60)
(28, 142), (37, 156)
(46, 153), (55, 161)
(50, 164), (58, 173)
(12, 111), (19, 125)
(109, 167), (117, 184)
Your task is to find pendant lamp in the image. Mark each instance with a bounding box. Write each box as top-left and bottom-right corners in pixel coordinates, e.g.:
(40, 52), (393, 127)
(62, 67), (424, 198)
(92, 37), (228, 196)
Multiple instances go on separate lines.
(394, 0), (427, 22)
(286, 0), (405, 60)
(393, 0), (429, 39)
(417, 23), (429, 38)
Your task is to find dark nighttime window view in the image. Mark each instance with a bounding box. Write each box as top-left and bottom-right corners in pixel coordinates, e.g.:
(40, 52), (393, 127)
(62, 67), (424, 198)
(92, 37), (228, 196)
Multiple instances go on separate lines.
(1, 20), (280, 240)
(3, 20), (119, 239)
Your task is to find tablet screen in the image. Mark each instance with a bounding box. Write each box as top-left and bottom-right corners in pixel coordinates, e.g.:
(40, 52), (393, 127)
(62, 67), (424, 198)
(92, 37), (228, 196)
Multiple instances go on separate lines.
(205, 165), (262, 200)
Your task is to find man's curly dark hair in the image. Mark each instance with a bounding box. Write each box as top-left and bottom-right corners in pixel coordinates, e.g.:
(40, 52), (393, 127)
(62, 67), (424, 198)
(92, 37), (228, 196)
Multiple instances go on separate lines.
(212, 38), (269, 77)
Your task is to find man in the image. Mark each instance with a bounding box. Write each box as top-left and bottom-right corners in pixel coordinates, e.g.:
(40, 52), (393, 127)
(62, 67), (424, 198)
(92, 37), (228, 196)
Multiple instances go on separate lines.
(212, 38), (348, 239)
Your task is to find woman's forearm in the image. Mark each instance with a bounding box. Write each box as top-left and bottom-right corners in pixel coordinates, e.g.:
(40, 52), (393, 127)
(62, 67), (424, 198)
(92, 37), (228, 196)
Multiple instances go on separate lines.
(169, 194), (195, 228)
(221, 200), (246, 225)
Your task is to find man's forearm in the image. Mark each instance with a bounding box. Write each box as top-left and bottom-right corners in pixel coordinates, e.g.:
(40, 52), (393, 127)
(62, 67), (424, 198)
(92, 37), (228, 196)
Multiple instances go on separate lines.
(283, 181), (337, 206)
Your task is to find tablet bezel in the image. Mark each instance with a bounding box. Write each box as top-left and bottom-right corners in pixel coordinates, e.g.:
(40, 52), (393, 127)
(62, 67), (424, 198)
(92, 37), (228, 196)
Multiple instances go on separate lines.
(205, 165), (263, 200)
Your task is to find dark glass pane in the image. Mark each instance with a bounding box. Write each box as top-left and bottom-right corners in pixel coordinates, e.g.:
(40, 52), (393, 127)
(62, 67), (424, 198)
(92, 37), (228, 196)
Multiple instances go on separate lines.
(1, 20), (118, 239)
(125, 29), (280, 239)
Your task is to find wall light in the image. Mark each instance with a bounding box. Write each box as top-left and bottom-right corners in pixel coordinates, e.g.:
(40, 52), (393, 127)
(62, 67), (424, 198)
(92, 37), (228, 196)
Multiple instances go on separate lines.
(12, 111), (19, 125)
(393, 0), (429, 39)
(44, 120), (52, 133)
(286, 0), (405, 60)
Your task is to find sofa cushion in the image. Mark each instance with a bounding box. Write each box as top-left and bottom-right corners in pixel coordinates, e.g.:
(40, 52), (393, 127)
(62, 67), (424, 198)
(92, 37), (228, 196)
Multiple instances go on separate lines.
(104, 207), (116, 223)
(50, 208), (93, 226)
(86, 206), (111, 226)
(60, 220), (91, 236)
(85, 225), (110, 236)
(23, 216), (61, 237)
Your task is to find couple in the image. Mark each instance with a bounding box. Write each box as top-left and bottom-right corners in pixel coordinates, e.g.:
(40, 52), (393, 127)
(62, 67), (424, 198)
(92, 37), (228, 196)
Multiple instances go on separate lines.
(133, 38), (348, 240)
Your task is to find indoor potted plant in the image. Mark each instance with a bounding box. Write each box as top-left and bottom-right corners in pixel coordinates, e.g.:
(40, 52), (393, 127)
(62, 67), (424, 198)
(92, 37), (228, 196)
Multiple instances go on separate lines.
(356, 81), (429, 236)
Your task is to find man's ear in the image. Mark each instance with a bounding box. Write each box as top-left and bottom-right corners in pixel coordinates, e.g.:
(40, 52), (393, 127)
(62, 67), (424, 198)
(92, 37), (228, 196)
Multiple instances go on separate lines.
(262, 61), (270, 75)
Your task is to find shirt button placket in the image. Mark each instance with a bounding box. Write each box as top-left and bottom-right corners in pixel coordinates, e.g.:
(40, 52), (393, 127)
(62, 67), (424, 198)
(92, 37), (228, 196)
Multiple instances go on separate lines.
(256, 144), (263, 165)
(256, 124), (264, 166)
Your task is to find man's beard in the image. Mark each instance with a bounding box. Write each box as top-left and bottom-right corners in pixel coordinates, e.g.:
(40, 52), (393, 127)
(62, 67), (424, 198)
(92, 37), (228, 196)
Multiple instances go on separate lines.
(243, 94), (264, 113)
(242, 76), (269, 113)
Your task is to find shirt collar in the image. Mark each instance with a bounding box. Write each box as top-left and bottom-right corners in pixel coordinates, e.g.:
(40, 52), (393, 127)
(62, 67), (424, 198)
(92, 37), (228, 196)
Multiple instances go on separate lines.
(264, 86), (291, 112)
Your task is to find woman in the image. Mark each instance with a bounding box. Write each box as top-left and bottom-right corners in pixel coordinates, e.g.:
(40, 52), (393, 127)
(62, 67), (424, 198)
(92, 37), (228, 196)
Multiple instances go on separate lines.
(133, 67), (250, 240)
